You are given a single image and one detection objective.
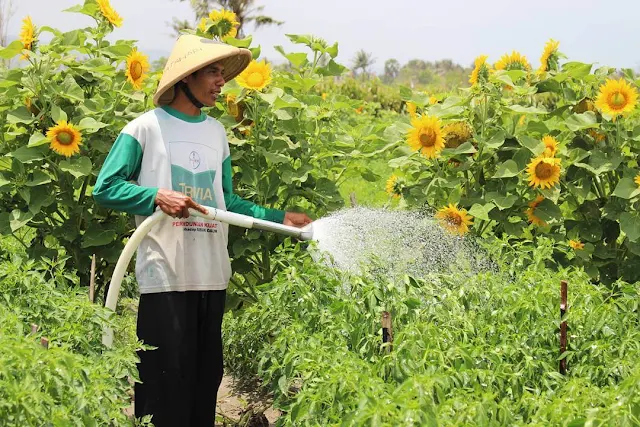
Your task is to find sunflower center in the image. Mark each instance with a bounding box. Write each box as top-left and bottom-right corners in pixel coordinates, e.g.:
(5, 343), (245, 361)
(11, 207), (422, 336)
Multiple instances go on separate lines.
(247, 72), (264, 87)
(446, 213), (462, 226)
(419, 129), (436, 147)
(535, 162), (554, 179)
(57, 131), (74, 145)
(610, 92), (626, 108)
(130, 61), (143, 80)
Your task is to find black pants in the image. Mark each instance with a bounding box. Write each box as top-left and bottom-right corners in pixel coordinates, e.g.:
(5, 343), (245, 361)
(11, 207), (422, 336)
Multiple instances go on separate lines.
(135, 290), (226, 427)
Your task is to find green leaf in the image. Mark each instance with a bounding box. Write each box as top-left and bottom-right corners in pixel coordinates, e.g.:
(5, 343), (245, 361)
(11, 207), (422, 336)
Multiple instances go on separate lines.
(26, 170), (51, 187)
(59, 156), (93, 178)
(0, 210), (34, 233)
(82, 225), (116, 248)
(224, 36), (253, 48)
(562, 62), (592, 79)
(484, 130), (506, 149)
(77, 117), (108, 133)
(102, 43), (132, 58)
(51, 105), (68, 123)
(612, 178), (640, 199)
(27, 133), (49, 147)
(63, 3), (97, 16)
(490, 194), (519, 210)
(61, 75), (85, 102)
(8, 146), (46, 163)
(7, 107), (35, 125)
(565, 112), (598, 132)
(273, 95), (303, 110)
(0, 173), (9, 188)
(535, 199), (562, 222)
(468, 203), (495, 221)
(274, 47), (308, 68)
(620, 213), (640, 242)
(0, 40), (25, 59)
(518, 135), (545, 155)
(506, 105), (548, 115)
(493, 160), (520, 178)
(360, 168), (379, 182)
(317, 59), (346, 77)
(450, 142), (477, 155)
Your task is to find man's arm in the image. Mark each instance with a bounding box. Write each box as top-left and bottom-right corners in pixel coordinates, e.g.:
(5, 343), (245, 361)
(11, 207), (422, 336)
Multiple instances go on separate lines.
(92, 133), (158, 216)
(221, 155), (286, 223)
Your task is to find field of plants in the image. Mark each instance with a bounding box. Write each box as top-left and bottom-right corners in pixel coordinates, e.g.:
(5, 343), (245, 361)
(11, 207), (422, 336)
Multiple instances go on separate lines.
(1, 0), (639, 425)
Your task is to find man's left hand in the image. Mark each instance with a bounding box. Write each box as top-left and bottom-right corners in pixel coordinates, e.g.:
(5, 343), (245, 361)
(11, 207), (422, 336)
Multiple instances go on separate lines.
(284, 212), (312, 228)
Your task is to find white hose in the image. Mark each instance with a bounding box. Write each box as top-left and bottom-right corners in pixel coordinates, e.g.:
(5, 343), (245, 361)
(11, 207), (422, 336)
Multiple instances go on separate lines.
(102, 205), (313, 347)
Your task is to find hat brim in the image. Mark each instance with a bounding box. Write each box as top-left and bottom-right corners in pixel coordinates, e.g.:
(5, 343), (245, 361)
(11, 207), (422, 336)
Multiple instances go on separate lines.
(153, 50), (251, 107)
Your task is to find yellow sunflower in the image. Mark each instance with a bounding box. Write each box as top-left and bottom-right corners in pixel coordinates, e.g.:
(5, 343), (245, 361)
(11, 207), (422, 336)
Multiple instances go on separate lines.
(125, 49), (150, 90)
(435, 204), (474, 235)
(538, 39), (560, 74)
(588, 128), (606, 143)
(209, 9), (239, 39)
(635, 173), (640, 187)
(526, 195), (547, 226)
(198, 18), (208, 32)
(527, 156), (561, 189)
(226, 94), (244, 122)
(47, 121), (82, 157)
(19, 16), (36, 55)
(595, 78), (638, 118)
(321, 93), (327, 100)
(569, 239), (585, 250)
(542, 135), (559, 157)
(443, 121), (473, 149)
(429, 96), (438, 105)
(407, 115), (445, 159)
(495, 51), (531, 72)
(96, 0), (123, 27)
(469, 54), (489, 86)
(355, 106), (364, 114)
(236, 60), (272, 91)
(385, 175), (403, 198)
(406, 101), (417, 118)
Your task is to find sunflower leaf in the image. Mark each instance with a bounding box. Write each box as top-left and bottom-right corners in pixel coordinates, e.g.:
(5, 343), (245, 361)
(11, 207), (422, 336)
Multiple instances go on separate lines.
(28, 133), (49, 148)
(565, 112), (598, 131)
(562, 62), (593, 79)
(493, 160), (521, 178)
(483, 130), (506, 149)
(26, 170), (51, 187)
(60, 75), (85, 102)
(8, 146), (47, 163)
(535, 199), (561, 222)
(620, 213), (640, 242)
(518, 135), (545, 155)
(506, 105), (548, 115)
(0, 40), (24, 59)
(82, 225), (116, 248)
(51, 105), (68, 123)
(59, 157), (93, 178)
(468, 203), (495, 221)
(612, 178), (640, 199)
(78, 117), (108, 133)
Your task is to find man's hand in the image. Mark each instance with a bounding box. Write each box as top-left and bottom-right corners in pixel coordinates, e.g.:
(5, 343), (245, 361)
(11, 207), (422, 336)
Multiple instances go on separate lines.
(283, 211), (312, 228)
(155, 188), (208, 218)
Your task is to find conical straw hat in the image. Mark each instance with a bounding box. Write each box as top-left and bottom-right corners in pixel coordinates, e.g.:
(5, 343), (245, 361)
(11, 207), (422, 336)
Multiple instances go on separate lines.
(153, 34), (252, 106)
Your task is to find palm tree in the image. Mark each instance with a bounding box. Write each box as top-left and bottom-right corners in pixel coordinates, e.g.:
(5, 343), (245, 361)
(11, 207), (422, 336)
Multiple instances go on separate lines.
(383, 59), (400, 83)
(175, 0), (283, 37)
(352, 49), (375, 79)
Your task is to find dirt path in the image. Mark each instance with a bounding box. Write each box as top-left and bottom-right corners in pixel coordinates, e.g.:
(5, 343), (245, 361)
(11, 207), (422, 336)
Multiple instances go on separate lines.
(216, 376), (280, 426)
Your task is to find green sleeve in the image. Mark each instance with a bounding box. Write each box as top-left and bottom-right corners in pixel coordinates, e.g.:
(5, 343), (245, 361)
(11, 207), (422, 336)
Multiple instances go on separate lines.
(222, 155), (285, 223)
(92, 133), (158, 216)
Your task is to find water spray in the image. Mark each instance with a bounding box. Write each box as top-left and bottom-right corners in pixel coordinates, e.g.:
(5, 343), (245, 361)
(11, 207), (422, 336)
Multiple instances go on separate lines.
(102, 206), (313, 347)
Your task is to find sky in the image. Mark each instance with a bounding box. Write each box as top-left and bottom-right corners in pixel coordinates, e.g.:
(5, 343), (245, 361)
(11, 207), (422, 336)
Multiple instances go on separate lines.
(6, 0), (640, 73)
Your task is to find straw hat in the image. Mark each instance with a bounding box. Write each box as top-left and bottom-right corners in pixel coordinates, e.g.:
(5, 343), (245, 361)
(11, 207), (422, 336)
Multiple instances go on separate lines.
(153, 34), (252, 106)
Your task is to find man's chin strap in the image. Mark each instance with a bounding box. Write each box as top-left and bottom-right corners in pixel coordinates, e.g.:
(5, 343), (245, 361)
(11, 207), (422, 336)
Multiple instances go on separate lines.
(177, 81), (204, 109)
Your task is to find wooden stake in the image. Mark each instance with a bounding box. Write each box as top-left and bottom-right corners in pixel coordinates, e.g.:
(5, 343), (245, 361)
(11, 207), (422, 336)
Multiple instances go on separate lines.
(40, 337), (49, 349)
(349, 192), (358, 208)
(381, 311), (393, 352)
(89, 254), (96, 303)
(30, 324), (39, 334)
(560, 280), (568, 375)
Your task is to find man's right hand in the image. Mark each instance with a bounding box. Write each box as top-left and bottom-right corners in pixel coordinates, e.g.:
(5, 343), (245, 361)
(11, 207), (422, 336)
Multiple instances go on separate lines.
(155, 188), (208, 218)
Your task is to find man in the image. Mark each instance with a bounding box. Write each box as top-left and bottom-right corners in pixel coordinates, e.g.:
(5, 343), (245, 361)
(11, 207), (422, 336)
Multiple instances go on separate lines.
(92, 35), (312, 426)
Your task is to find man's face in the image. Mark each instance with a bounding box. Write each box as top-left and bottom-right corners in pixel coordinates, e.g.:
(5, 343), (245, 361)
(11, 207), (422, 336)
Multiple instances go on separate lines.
(183, 62), (226, 107)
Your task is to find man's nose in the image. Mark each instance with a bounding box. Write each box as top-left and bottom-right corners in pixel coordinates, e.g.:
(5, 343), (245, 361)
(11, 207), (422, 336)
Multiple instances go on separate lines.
(217, 75), (226, 86)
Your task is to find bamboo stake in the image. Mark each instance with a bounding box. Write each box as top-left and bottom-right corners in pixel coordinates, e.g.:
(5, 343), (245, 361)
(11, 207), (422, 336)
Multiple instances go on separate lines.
(89, 254), (96, 303)
(349, 192), (358, 208)
(560, 280), (568, 375)
(30, 324), (39, 334)
(381, 311), (393, 352)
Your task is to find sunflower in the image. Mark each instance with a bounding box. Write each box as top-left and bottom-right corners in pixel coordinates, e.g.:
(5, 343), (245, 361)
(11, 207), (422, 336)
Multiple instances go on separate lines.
(495, 51), (531, 72)
(355, 106), (364, 114)
(406, 101), (417, 118)
(635, 173), (640, 187)
(429, 96), (438, 105)
(124, 49), (150, 90)
(518, 115), (526, 126)
(588, 129), (606, 143)
(595, 78), (638, 118)
(96, 0), (123, 27)
(209, 9), (239, 39)
(198, 18), (207, 32)
(569, 239), (585, 250)
(526, 195), (547, 226)
(236, 60), (272, 91)
(538, 39), (560, 74)
(407, 115), (445, 159)
(435, 204), (474, 235)
(443, 121), (472, 149)
(469, 54), (489, 86)
(19, 16), (36, 55)
(542, 135), (559, 157)
(47, 121), (82, 157)
(322, 93), (327, 100)
(385, 175), (403, 198)
(226, 94), (244, 122)
(527, 156), (561, 189)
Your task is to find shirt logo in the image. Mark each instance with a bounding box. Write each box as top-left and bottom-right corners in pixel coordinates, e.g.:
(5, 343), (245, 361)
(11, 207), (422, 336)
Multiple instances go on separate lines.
(189, 151), (201, 169)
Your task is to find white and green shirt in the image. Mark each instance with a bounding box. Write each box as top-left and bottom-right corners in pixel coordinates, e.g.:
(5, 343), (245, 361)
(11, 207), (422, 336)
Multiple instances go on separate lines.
(93, 106), (284, 294)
